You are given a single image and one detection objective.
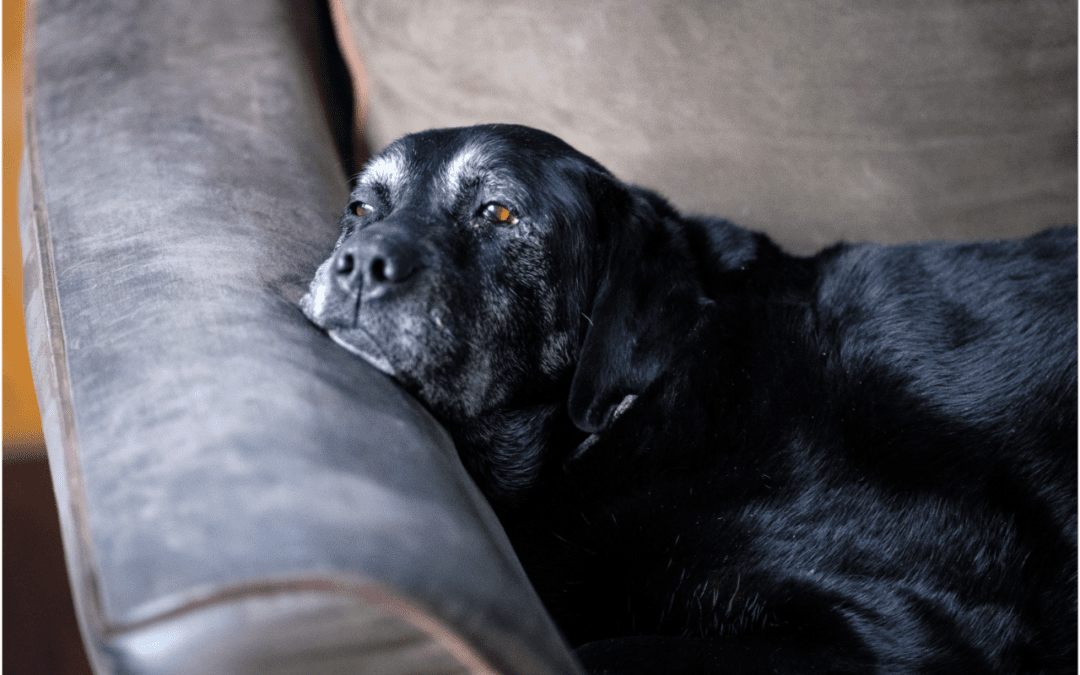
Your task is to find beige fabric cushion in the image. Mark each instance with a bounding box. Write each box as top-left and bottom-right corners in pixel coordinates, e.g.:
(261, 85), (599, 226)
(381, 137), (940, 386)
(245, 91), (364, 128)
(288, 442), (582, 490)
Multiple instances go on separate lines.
(335, 0), (1076, 252)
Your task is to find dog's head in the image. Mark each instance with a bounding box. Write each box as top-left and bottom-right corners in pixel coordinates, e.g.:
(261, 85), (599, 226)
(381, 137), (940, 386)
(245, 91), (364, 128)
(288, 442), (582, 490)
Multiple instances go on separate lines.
(302, 124), (745, 470)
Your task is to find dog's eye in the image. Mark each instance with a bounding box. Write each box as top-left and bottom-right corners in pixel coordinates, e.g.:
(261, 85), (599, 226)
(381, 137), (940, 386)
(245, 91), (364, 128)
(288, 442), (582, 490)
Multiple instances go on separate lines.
(481, 202), (518, 226)
(352, 202), (374, 217)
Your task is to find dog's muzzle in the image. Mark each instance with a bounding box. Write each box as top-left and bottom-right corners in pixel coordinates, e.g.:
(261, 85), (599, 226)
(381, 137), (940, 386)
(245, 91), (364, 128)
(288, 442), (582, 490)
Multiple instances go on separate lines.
(332, 231), (425, 302)
(301, 227), (427, 376)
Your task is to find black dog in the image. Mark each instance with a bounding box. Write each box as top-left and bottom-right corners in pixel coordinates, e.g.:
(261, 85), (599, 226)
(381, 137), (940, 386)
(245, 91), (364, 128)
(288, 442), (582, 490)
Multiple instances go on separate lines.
(302, 124), (1077, 674)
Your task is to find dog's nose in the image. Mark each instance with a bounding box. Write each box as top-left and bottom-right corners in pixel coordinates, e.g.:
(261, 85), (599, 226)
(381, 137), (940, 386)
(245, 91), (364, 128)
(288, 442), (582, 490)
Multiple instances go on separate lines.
(333, 235), (423, 297)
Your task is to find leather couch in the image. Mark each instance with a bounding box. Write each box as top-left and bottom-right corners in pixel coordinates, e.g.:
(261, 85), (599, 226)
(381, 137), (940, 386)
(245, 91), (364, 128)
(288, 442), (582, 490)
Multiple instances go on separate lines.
(20, 1), (1075, 673)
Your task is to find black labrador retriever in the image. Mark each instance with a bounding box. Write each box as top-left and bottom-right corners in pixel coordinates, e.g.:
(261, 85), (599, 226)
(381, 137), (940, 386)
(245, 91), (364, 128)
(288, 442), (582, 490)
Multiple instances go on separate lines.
(302, 124), (1076, 674)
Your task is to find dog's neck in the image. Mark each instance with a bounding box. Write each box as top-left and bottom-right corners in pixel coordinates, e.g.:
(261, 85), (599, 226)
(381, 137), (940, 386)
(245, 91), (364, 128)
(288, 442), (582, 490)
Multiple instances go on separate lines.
(448, 400), (574, 512)
(448, 229), (817, 516)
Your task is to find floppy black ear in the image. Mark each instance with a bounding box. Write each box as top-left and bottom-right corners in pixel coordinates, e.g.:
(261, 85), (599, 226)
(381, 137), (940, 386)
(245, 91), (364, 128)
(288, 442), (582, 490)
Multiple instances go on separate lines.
(567, 184), (707, 434)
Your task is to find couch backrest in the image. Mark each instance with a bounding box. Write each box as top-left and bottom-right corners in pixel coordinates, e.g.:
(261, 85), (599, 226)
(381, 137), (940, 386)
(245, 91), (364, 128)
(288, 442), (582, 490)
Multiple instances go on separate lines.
(337, 0), (1077, 253)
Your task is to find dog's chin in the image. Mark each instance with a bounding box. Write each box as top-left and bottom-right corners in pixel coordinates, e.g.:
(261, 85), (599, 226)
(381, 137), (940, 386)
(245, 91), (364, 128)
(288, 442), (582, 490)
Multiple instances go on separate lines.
(328, 328), (396, 377)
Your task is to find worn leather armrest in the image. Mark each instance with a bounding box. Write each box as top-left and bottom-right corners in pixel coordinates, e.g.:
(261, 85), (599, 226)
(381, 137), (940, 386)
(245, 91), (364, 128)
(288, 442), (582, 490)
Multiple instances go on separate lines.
(21, 1), (580, 673)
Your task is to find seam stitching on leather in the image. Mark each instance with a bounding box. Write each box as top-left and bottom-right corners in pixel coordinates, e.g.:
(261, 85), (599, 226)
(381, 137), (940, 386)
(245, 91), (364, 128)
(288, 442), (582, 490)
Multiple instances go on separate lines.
(22, 0), (112, 650)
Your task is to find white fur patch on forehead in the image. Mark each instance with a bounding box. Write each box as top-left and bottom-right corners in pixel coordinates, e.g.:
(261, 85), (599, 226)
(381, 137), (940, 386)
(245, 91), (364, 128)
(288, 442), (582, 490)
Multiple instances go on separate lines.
(438, 138), (504, 195)
(357, 146), (409, 199)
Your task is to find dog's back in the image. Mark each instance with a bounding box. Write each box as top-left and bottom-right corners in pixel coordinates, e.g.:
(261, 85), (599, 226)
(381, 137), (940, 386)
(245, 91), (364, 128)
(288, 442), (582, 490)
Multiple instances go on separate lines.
(533, 220), (1077, 673)
(816, 226), (1076, 421)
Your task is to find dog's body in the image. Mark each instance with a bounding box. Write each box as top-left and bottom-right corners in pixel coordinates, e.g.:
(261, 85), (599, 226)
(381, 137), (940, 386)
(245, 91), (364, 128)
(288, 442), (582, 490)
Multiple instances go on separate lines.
(302, 124), (1077, 674)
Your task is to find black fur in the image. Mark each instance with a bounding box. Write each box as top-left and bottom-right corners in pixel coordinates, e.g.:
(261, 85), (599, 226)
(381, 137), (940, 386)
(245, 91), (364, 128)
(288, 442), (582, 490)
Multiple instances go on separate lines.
(302, 124), (1077, 674)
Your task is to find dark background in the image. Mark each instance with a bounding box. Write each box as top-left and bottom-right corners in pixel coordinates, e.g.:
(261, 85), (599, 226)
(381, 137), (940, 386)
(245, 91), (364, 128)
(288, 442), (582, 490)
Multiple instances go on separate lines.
(4, 458), (93, 674)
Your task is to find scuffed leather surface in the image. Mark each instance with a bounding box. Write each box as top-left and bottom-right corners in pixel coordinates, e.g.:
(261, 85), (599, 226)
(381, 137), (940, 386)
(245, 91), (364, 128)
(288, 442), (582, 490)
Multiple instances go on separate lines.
(342, 0), (1077, 253)
(23, 0), (578, 672)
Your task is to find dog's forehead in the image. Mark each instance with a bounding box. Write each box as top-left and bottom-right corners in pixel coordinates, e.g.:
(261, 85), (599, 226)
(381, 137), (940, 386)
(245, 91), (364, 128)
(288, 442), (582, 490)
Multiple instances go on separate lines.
(440, 137), (506, 188)
(357, 133), (540, 205)
(351, 126), (612, 217)
(357, 145), (411, 200)
(432, 136), (536, 203)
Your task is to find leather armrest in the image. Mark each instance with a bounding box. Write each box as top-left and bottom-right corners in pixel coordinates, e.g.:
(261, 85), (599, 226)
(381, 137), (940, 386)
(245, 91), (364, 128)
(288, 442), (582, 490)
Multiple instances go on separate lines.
(20, 1), (580, 673)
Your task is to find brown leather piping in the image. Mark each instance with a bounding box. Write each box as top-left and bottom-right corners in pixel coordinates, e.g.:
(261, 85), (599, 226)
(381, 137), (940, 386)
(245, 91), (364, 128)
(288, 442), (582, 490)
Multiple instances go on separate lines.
(110, 575), (500, 674)
(21, 1), (111, 671)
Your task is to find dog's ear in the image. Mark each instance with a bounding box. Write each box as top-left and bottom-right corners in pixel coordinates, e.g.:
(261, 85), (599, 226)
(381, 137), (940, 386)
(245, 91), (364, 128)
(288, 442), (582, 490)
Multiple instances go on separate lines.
(567, 182), (707, 434)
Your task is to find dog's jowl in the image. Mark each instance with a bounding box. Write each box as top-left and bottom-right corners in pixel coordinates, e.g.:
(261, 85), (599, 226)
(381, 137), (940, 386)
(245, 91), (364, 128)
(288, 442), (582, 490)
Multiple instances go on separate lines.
(302, 124), (1076, 674)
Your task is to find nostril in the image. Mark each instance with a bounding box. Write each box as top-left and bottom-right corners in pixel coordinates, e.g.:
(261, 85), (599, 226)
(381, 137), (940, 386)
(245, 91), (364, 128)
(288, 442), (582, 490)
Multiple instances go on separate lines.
(369, 257), (388, 283)
(368, 254), (419, 284)
(335, 252), (356, 276)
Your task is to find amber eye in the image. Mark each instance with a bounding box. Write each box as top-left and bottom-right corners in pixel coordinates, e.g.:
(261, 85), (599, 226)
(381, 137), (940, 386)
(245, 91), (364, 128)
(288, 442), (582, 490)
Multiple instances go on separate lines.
(481, 202), (517, 226)
(352, 202), (374, 217)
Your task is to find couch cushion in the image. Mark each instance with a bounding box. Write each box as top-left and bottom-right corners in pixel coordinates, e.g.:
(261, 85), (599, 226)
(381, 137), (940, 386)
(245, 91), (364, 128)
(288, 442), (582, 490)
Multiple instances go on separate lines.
(337, 0), (1076, 252)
